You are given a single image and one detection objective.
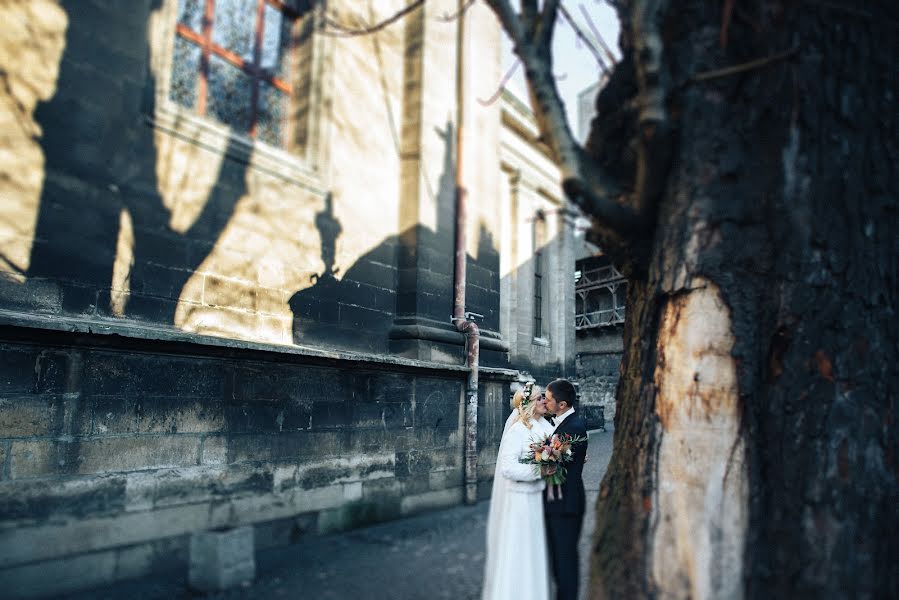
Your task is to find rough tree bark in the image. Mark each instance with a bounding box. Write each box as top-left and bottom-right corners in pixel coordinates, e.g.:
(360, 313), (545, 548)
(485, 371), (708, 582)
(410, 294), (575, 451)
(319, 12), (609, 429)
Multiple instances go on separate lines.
(486, 0), (897, 598)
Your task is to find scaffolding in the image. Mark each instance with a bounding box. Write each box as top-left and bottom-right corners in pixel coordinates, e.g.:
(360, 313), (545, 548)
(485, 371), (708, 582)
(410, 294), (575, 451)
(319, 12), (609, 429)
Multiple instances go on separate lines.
(575, 263), (626, 330)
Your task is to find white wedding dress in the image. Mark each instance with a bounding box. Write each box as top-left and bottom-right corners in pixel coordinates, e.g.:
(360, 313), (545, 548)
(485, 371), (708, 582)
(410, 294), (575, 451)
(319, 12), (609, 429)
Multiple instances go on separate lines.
(482, 413), (554, 600)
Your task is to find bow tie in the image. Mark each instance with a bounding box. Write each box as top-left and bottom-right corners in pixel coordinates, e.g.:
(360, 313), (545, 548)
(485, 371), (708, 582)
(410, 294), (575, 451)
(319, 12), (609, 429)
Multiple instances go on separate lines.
(546, 416), (555, 426)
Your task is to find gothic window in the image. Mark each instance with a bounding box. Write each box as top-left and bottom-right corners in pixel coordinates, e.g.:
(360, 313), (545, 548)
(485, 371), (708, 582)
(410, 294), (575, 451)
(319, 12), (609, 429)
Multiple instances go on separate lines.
(170, 0), (311, 148)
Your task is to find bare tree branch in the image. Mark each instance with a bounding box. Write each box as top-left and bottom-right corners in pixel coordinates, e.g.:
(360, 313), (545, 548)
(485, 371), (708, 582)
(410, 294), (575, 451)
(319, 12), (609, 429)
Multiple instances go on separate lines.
(536, 0), (560, 48)
(526, 46), (647, 235)
(320, 0), (424, 37)
(558, 3), (610, 76)
(690, 46), (799, 83)
(436, 0), (477, 22)
(486, 0), (526, 46)
(485, 0), (647, 240)
(575, 2), (618, 67)
(521, 0), (538, 35)
(477, 58), (522, 106)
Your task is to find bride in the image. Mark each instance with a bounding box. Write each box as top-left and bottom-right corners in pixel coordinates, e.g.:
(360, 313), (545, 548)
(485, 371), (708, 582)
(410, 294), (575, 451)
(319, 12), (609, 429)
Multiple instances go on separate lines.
(482, 382), (554, 600)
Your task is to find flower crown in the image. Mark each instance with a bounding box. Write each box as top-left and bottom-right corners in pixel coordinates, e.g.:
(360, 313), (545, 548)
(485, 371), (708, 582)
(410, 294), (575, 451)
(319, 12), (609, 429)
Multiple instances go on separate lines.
(520, 382), (536, 408)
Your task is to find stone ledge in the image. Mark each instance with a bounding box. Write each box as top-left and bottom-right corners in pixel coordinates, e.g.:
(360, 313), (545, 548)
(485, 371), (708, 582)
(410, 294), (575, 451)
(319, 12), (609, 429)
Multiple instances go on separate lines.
(0, 310), (520, 382)
(0, 309), (479, 375)
(0, 483), (349, 569)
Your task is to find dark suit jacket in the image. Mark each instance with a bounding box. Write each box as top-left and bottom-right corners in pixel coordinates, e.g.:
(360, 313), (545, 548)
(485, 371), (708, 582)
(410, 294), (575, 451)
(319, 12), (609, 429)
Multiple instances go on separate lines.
(543, 413), (588, 516)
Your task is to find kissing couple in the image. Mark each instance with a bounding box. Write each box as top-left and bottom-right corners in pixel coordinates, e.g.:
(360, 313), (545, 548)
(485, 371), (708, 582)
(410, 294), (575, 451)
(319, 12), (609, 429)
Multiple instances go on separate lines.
(482, 379), (589, 600)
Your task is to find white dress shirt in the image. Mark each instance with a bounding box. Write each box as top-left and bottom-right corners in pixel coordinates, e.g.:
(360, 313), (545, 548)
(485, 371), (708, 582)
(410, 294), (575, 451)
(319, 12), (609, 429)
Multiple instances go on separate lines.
(552, 407), (575, 432)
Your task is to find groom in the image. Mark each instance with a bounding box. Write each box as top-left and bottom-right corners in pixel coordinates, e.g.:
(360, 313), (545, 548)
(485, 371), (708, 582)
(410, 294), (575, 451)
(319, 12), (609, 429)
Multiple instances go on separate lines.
(542, 378), (588, 600)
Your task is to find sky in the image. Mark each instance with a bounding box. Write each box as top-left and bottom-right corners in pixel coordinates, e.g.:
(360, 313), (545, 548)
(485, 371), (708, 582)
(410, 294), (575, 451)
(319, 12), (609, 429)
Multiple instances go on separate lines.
(500, 0), (621, 141)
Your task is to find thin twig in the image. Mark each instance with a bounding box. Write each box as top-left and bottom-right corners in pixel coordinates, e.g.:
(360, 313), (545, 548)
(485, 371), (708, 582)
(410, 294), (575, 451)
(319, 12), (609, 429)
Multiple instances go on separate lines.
(320, 0), (425, 37)
(691, 46), (799, 83)
(477, 58), (569, 106)
(436, 0), (477, 22)
(576, 3), (618, 66)
(559, 3), (610, 75)
(477, 59), (522, 106)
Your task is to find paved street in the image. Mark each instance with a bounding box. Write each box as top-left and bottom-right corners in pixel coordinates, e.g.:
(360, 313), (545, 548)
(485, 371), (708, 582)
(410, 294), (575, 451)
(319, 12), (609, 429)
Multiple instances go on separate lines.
(65, 428), (614, 600)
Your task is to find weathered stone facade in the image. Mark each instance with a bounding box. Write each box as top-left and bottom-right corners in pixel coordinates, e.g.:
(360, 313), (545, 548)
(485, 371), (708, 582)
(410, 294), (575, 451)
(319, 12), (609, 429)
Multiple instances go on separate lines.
(0, 322), (513, 597)
(571, 83), (626, 431)
(575, 328), (623, 427)
(573, 253), (626, 429)
(0, 0), (574, 596)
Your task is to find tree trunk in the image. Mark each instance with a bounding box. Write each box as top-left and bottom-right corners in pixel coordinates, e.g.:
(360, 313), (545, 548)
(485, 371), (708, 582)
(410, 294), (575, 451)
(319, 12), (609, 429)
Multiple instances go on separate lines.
(591, 1), (898, 599)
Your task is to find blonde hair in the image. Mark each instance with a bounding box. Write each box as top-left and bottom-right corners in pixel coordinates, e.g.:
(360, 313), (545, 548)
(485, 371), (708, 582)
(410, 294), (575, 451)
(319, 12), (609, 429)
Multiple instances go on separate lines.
(510, 383), (542, 429)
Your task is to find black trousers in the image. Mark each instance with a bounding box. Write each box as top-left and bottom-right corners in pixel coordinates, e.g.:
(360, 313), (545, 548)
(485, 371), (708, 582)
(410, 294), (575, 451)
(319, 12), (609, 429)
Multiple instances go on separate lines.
(546, 512), (584, 600)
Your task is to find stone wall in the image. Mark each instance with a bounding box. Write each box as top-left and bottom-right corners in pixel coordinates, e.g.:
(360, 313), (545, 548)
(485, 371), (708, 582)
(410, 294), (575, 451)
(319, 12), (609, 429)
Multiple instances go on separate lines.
(574, 328), (624, 428)
(0, 323), (511, 597)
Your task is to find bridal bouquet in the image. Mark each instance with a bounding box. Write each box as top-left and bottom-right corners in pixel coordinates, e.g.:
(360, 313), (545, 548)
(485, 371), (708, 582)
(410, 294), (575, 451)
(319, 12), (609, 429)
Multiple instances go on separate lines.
(520, 433), (587, 497)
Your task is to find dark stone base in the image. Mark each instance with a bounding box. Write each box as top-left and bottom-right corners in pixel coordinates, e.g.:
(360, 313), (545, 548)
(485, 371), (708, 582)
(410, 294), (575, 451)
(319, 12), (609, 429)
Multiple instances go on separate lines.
(0, 323), (513, 597)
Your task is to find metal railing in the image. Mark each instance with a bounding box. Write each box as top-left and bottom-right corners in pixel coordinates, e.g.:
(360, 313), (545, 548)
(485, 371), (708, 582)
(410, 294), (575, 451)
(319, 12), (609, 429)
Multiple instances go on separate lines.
(575, 307), (626, 329)
(575, 264), (626, 330)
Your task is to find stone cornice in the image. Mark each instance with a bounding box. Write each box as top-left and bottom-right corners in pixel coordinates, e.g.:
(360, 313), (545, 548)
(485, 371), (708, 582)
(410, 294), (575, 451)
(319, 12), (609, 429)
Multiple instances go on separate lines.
(0, 309), (516, 379)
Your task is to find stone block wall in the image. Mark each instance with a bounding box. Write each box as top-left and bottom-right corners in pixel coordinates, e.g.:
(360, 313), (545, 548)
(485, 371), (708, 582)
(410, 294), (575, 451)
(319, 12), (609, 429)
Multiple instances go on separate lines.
(0, 326), (510, 597)
(574, 328), (624, 427)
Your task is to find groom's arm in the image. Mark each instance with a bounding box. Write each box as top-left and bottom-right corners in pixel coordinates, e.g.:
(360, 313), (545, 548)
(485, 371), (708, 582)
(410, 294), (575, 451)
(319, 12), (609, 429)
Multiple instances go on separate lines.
(568, 421), (589, 479)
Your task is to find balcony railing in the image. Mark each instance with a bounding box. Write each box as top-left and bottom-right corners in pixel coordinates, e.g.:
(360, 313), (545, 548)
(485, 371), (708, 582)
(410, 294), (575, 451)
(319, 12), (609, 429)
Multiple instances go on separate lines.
(575, 264), (626, 330)
(575, 307), (626, 329)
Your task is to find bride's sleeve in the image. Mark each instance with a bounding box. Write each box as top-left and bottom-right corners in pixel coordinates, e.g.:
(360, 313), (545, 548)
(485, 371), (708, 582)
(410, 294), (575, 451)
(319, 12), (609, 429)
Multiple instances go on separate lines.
(499, 426), (541, 482)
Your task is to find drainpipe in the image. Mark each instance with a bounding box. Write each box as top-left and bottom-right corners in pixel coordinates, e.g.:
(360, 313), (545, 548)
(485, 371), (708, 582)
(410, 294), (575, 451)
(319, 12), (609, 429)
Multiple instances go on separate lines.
(453, 0), (480, 506)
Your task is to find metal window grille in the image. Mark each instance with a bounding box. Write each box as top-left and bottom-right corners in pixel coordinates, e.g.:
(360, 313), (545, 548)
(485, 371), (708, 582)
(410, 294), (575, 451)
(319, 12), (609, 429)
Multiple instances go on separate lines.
(533, 214), (546, 338)
(534, 249), (543, 337)
(170, 0), (304, 147)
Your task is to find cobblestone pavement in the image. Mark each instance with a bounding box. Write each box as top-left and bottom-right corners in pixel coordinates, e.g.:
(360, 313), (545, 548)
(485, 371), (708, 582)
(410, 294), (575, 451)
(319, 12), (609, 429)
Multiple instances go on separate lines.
(65, 428), (614, 600)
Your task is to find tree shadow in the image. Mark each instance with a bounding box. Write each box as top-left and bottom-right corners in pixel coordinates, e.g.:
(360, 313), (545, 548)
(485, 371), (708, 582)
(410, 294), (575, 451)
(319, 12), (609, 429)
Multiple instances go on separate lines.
(289, 120), (502, 360)
(17, 0), (507, 365)
(25, 0), (248, 325)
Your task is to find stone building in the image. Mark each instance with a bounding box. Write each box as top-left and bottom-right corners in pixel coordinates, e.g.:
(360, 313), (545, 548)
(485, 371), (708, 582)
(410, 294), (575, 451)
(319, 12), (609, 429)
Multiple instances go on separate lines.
(570, 81), (626, 428)
(0, 1), (575, 596)
(574, 254), (626, 425)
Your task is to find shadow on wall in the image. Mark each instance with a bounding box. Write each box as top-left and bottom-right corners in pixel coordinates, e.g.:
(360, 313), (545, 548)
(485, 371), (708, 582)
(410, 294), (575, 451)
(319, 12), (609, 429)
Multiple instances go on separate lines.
(3, 1), (512, 367)
(289, 121), (501, 355)
(21, 0), (248, 325)
(0, 1), (65, 283)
